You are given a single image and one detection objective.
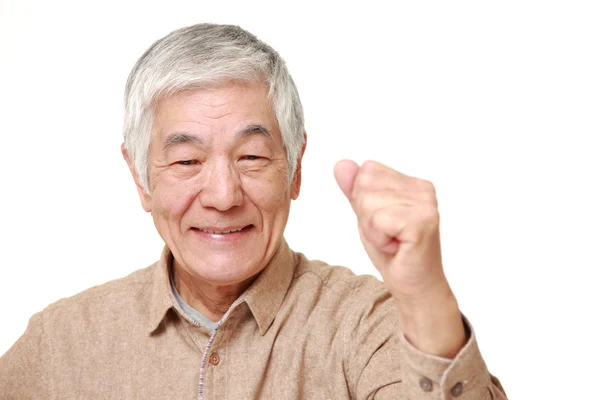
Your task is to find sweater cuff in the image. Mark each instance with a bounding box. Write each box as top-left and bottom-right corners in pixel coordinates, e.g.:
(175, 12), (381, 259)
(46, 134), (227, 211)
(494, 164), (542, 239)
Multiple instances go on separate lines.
(398, 316), (498, 399)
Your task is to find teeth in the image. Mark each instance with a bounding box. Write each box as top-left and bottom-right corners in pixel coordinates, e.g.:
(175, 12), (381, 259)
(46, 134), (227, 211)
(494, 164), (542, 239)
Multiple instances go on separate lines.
(201, 227), (244, 234)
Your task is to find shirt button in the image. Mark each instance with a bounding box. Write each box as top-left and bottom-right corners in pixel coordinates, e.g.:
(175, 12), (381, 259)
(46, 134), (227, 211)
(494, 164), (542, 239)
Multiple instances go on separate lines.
(209, 353), (220, 366)
(419, 377), (433, 392)
(450, 382), (464, 397)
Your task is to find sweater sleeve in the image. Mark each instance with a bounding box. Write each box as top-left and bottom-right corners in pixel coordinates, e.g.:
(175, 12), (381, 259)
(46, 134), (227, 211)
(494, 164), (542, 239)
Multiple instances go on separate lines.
(0, 312), (54, 399)
(384, 317), (508, 399)
(346, 285), (507, 399)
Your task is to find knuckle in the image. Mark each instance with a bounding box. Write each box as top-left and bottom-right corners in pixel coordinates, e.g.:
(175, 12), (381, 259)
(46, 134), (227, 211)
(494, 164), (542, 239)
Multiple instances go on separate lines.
(354, 169), (376, 192)
(414, 179), (438, 205)
(355, 195), (367, 213)
(366, 215), (387, 241)
(416, 178), (436, 193)
(370, 208), (389, 230)
(416, 205), (440, 225)
(361, 160), (380, 173)
(359, 193), (378, 212)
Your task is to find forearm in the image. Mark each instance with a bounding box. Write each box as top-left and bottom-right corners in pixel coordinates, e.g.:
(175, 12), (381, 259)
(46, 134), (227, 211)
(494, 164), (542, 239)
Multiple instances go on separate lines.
(394, 284), (467, 359)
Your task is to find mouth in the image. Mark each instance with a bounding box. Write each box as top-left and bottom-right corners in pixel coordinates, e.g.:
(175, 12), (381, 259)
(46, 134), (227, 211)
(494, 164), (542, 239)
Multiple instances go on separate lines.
(192, 225), (253, 235)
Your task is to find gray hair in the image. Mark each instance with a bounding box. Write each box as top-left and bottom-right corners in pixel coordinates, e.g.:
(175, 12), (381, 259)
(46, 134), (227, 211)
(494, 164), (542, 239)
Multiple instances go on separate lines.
(123, 23), (305, 193)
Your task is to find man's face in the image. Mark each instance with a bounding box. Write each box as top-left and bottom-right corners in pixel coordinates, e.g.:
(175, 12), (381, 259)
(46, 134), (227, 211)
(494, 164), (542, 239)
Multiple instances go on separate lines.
(126, 82), (303, 286)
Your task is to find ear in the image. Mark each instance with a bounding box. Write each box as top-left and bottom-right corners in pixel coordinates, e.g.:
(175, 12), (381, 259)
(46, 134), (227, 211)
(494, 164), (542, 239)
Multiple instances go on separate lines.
(290, 133), (307, 200)
(121, 143), (153, 213)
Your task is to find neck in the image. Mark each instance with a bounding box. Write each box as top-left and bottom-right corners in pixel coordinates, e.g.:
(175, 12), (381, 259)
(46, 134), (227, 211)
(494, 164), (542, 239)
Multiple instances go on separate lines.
(172, 263), (255, 322)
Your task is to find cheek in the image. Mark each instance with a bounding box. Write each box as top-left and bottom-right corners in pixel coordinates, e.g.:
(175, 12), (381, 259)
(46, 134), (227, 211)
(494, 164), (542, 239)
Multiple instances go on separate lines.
(241, 175), (291, 213)
(152, 181), (199, 222)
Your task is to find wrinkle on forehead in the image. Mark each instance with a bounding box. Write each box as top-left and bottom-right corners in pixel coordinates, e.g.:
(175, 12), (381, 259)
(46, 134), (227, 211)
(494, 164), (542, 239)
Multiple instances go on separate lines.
(162, 124), (273, 152)
(175, 81), (270, 108)
(155, 83), (273, 131)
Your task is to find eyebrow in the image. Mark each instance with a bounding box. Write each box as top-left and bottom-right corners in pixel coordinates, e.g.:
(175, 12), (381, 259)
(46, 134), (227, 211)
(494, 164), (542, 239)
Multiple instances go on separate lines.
(163, 124), (273, 150)
(234, 124), (273, 141)
(163, 132), (203, 150)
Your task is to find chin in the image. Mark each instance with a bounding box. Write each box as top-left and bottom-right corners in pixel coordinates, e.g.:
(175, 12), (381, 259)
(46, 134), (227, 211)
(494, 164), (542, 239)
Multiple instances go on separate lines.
(189, 257), (264, 286)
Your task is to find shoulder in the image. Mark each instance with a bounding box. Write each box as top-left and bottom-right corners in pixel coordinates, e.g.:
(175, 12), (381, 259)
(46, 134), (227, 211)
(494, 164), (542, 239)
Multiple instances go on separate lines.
(39, 261), (160, 332)
(292, 251), (392, 304)
(288, 252), (399, 357)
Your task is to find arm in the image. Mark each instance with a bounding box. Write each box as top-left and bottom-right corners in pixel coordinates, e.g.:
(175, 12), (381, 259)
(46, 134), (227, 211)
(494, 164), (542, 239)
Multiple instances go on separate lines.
(0, 312), (54, 399)
(345, 286), (506, 399)
(335, 160), (507, 399)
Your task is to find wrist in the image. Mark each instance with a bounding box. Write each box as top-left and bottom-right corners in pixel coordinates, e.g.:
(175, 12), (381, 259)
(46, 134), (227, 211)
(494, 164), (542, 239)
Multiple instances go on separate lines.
(393, 286), (467, 359)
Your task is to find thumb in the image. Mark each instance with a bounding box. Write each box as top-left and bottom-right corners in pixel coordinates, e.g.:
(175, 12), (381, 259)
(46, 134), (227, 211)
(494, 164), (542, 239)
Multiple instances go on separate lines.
(334, 159), (360, 201)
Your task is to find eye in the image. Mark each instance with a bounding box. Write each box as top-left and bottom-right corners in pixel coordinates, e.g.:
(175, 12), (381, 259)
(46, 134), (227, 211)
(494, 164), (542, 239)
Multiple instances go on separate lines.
(177, 160), (199, 166)
(242, 155), (261, 161)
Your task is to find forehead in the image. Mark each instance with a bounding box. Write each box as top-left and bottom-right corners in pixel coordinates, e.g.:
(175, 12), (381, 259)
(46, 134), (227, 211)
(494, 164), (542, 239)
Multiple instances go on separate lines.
(153, 82), (277, 134)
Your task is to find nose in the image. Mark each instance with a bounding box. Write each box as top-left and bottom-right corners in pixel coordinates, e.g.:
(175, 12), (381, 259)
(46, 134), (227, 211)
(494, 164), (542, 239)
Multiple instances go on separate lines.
(198, 159), (243, 211)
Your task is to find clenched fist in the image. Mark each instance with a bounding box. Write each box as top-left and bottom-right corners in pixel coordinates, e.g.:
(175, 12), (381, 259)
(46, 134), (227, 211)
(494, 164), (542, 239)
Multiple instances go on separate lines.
(334, 159), (467, 358)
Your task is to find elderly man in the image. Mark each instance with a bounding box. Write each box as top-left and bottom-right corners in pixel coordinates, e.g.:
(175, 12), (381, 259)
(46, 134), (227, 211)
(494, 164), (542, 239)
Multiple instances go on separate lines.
(0, 24), (507, 399)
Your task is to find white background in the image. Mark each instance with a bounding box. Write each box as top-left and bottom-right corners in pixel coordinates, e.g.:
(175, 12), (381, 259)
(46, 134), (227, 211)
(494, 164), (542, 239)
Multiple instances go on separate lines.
(1, 1), (599, 398)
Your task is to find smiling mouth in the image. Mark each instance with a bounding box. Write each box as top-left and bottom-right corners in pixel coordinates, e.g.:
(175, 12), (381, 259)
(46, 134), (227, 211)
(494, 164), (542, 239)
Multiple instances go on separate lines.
(193, 225), (252, 234)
